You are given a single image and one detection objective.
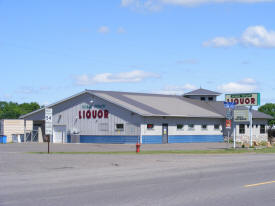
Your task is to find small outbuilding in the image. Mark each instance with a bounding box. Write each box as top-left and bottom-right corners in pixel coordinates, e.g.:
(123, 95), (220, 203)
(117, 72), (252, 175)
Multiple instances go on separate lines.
(0, 119), (33, 142)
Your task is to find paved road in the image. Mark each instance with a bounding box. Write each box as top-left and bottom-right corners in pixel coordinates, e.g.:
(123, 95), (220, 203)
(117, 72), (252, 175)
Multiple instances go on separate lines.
(1, 144), (275, 206)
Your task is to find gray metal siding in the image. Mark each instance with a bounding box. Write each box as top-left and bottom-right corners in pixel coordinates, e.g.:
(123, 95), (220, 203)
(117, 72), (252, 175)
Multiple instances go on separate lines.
(51, 93), (141, 136)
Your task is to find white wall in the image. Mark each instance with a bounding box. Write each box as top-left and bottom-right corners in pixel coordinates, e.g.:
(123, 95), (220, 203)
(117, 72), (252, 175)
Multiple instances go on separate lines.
(235, 119), (268, 143)
(141, 117), (223, 136)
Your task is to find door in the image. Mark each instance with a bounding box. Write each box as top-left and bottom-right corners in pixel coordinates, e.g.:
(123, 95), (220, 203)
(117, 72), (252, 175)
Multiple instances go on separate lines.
(53, 125), (66, 143)
(162, 124), (168, 144)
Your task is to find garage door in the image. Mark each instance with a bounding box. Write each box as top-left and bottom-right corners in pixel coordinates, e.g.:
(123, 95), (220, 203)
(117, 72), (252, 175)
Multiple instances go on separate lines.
(53, 125), (66, 143)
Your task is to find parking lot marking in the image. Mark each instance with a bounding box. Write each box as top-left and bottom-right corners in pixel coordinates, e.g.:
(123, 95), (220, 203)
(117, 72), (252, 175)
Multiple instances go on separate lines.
(244, 180), (275, 188)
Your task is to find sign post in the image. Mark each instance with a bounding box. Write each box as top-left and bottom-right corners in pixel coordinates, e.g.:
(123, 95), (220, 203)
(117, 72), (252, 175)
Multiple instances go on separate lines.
(249, 106), (253, 147)
(224, 102), (235, 147)
(226, 93), (260, 147)
(45, 108), (53, 153)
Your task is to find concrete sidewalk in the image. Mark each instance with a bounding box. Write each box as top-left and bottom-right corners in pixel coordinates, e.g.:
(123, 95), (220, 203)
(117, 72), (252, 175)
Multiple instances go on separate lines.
(0, 142), (236, 153)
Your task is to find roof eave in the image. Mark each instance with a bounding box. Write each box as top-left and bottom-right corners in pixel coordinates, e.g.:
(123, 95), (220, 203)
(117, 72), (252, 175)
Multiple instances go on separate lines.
(20, 90), (88, 119)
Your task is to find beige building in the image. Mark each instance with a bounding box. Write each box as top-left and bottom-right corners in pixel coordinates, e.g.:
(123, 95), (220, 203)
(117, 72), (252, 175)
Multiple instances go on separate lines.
(0, 119), (33, 143)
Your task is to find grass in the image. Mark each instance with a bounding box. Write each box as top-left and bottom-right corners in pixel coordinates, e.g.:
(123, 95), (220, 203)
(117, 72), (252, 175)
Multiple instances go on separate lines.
(29, 147), (275, 155)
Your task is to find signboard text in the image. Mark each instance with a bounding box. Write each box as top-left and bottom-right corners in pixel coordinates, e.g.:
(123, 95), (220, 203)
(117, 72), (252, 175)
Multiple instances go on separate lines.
(225, 93), (260, 106)
(79, 110), (109, 119)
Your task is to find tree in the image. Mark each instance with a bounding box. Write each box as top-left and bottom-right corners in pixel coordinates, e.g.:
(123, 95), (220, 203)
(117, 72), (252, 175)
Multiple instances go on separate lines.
(0, 101), (40, 119)
(258, 103), (275, 127)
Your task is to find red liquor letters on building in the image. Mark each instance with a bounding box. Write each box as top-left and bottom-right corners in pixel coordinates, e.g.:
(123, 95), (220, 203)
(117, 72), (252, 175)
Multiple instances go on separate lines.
(79, 110), (109, 119)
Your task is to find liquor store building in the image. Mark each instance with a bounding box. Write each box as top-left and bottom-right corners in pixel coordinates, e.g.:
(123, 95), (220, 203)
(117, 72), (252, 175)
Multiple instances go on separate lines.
(20, 89), (272, 144)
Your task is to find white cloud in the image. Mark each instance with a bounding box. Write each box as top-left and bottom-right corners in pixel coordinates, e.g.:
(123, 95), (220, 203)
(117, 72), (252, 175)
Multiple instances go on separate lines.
(156, 84), (197, 95)
(121, 0), (272, 10)
(76, 70), (160, 85)
(161, 0), (272, 6)
(121, 0), (162, 11)
(203, 26), (275, 48)
(241, 26), (275, 48)
(217, 78), (258, 93)
(15, 86), (52, 94)
(98, 26), (109, 34)
(202, 37), (238, 48)
(0, 94), (12, 101)
(117, 27), (126, 33)
(121, 0), (135, 6)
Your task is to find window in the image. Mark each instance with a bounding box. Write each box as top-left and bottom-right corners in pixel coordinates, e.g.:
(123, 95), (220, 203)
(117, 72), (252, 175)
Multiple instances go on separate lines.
(147, 124), (154, 129)
(116, 124), (124, 130)
(260, 125), (266, 134)
(214, 124), (220, 130)
(200, 97), (205, 101)
(201, 124), (207, 130)
(208, 97), (213, 101)
(177, 124), (184, 130)
(256, 125), (258, 128)
(239, 124), (245, 134)
(188, 124), (194, 130)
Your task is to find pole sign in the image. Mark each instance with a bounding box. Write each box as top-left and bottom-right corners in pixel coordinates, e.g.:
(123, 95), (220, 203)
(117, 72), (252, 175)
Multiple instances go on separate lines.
(226, 120), (231, 129)
(226, 110), (233, 120)
(45, 108), (53, 135)
(234, 109), (249, 122)
(225, 93), (260, 106)
(224, 102), (236, 109)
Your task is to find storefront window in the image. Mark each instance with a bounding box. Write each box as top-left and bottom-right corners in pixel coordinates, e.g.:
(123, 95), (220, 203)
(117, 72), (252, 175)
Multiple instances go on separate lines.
(116, 124), (124, 130)
(147, 124), (154, 129)
(177, 124), (184, 130)
(201, 124), (207, 130)
(260, 125), (266, 134)
(188, 124), (194, 130)
(214, 124), (220, 130)
(239, 124), (245, 134)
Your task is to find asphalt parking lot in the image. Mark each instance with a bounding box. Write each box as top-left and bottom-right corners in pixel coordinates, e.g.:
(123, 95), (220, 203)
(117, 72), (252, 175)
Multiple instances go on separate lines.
(1, 143), (275, 206)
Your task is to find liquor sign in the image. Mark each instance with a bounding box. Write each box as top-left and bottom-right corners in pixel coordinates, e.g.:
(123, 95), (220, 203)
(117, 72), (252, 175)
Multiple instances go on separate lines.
(79, 109), (109, 119)
(234, 110), (249, 122)
(45, 108), (53, 135)
(225, 93), (260, 106)
(226, 120), (231, 129)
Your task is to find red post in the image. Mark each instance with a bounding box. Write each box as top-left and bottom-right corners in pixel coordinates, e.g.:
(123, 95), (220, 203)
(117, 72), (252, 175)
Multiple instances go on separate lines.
(136, 142), (141, 153)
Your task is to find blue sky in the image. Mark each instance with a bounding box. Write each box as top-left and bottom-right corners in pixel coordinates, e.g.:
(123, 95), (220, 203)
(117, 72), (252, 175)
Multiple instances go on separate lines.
(0, 0), (275, 106)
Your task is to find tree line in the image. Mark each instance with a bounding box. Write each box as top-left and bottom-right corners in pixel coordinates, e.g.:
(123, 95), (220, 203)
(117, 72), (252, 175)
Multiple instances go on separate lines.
(0, 101), (41, 119)
(258, 103), (275, 127)
(0, 101), (274, 127)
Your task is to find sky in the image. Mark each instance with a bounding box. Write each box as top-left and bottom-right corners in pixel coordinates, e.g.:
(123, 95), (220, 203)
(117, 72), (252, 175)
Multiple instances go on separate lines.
(0, 0), (275, 106)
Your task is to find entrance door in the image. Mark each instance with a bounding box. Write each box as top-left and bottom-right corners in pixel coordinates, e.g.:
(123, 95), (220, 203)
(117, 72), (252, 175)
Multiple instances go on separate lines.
(53, 125), (66, 143)
(162, 124), (168, 144)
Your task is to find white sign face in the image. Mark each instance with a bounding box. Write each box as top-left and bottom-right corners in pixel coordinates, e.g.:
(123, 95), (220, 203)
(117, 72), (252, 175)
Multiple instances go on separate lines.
(234, 110), (249, 122)
(225, 93), (260, 106)
(45, 108), (53, 135)
(226, 110), (233, 120)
